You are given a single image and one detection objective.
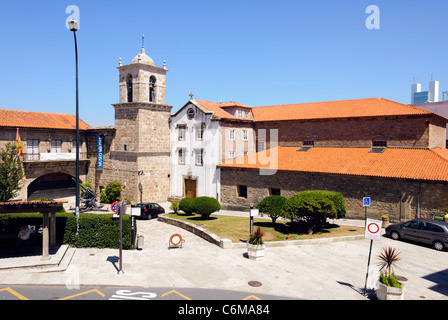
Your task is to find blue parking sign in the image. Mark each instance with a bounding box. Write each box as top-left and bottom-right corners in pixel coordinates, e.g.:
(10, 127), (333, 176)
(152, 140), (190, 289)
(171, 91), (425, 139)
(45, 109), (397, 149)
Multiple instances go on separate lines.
(363, 197), (371, 207)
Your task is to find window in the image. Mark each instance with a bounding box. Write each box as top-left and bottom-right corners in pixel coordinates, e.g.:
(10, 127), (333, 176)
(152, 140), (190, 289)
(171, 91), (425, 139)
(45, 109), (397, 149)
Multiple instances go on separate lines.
(178, 149), (185, 165)
(257, 141), (265, 151)
(402, 221), (420, 229)
(178, 125), (186, 141)
(149, 76), (156, 102)
(228, 151), (236, 159)
(269, 188), (281, 196)
(196, 126), (204, 141)
(51, 140), (62, 153)
(126, 74), (133, 102)
(229, 129), (235, 140)
(372, 140), (387, 147)
(242, 130), (248, 141)
(237, 185), (248, 198)
(303, 140), (315, 146)
(26, 140), (39, 161)
(195, 149), (204, 166)
(242, 151), (248, 157)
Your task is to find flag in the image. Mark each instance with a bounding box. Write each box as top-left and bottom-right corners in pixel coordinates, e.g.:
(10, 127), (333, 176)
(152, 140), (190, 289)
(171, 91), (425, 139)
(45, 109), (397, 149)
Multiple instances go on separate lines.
(16, 128), (23, 156)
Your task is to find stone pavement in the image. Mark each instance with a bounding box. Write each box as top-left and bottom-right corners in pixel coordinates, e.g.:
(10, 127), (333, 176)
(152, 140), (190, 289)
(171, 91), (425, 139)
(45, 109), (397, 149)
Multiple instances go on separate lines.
(0, 204), (447, 300)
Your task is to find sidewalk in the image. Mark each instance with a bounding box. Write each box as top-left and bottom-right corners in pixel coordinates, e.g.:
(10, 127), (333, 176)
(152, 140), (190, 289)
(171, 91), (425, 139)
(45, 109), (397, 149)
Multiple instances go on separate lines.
(0, 205), (446, 300)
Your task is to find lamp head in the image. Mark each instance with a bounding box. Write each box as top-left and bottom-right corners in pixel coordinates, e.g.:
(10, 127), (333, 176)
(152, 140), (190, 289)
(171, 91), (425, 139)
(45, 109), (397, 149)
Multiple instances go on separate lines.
(68, 19), (79, 31)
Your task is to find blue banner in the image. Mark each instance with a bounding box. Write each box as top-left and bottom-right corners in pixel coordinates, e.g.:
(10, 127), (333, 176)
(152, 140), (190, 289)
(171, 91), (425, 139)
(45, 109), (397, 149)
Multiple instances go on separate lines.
(97, 134), (103, 169)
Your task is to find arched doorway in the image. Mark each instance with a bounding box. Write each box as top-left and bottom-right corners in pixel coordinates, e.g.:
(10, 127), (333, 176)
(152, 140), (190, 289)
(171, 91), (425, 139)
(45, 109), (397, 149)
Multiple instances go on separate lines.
(27, 172), (77, 206)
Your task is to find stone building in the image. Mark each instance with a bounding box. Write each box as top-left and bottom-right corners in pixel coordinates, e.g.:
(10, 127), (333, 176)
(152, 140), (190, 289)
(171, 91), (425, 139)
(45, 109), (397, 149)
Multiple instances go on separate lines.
(216, 98), (448, 220)
(0, 44), (172, 206)
(0, 109), (92, 204)
(88, 44), (172, 203)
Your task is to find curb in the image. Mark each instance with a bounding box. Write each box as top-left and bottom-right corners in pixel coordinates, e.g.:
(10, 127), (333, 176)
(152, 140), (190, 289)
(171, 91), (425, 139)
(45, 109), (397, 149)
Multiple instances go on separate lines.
(157, 215), (365, 249)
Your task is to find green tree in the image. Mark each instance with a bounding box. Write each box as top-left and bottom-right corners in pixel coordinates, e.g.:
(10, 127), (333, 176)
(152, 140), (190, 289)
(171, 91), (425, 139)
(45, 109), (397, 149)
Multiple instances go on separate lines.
(179, 197), (195, 215)
(0, 143), (24, 202)
(282, 191), (336, 234)
(256, 195), (287, 223)
(100, 181), (122, 203)
(191, 196), (221, 218)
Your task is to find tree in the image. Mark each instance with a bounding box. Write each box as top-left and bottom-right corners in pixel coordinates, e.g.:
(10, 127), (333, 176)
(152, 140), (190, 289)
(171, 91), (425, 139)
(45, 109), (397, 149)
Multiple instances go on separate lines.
(100, 181), (121, 203)
(256, 195), (287, 223)
(0, 143), (24, 202)
(179, 197), (195, 215)
(282, 191), (336, 234)
(191, 196), (221, 218)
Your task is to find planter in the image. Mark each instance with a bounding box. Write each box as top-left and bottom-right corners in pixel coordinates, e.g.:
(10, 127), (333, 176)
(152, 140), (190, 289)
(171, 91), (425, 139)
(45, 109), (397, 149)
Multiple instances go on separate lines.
(376, 281), (404, 300)
(247, 243), (265, 261)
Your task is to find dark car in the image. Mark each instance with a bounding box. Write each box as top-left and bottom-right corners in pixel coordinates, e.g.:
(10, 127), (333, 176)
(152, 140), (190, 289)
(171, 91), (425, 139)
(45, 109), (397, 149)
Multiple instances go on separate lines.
(385, 218), (448, 251)
(134, 203), (165, 220)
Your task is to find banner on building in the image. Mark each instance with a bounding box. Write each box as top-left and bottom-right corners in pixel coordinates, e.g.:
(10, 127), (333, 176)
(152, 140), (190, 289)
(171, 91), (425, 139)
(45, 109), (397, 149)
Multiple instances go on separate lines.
(97, 134), (104, 169)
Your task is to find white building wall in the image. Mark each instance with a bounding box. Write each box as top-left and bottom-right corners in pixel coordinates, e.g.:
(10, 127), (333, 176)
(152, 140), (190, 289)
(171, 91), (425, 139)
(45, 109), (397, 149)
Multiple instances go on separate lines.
(170, 102), (221, 200)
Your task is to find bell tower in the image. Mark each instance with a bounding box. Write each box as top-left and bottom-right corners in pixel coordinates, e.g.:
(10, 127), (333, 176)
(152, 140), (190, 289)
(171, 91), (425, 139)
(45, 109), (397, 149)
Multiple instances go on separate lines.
(110, 38), (172, 203)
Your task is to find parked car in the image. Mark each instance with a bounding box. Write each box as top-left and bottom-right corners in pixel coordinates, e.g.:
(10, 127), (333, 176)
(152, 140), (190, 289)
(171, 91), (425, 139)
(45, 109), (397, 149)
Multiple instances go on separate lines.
(134, 203), (165, 220)
(385, 218), (448, 251)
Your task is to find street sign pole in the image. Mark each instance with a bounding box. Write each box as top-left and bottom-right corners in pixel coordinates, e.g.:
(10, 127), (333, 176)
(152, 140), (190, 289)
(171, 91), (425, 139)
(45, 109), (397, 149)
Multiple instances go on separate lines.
(363, 218), (382, 295)
(364, 239), (373, 295)
(249, 204), (254, 235)
(117, 200), (126, 275)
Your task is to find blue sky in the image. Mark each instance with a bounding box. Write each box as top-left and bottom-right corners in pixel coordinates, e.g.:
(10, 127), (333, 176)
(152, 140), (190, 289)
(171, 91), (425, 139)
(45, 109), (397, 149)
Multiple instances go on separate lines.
(0, 0), (446, 127)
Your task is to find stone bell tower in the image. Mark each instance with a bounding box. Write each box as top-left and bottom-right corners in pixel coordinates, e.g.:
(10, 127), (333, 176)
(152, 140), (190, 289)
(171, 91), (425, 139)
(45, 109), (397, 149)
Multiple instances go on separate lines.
(110, 39), (172, 203)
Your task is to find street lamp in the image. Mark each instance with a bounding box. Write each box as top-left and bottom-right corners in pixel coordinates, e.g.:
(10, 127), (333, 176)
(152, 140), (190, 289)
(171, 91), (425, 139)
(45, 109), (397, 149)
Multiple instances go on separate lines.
(68, 19), (80, 232)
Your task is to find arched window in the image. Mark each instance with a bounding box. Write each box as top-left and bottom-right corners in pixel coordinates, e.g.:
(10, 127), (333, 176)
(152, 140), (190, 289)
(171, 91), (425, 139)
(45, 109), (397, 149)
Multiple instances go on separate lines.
(149, 76), (156, 102)
(126, 74), (133, 102)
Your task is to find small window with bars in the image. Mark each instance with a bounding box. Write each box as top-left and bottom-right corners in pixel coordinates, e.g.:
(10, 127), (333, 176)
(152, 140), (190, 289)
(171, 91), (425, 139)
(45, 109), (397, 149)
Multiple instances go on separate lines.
(372, 140), (387, 147)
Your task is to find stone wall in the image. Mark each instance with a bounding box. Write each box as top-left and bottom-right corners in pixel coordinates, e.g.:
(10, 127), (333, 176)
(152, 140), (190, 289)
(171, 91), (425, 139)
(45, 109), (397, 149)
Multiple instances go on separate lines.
(254, 115), (445, 149)
(219, 167), (448, 221)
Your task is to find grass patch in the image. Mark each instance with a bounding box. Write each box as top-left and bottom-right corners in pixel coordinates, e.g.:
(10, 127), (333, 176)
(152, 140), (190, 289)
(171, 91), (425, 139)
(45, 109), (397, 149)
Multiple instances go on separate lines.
(167, 213), (364, 243)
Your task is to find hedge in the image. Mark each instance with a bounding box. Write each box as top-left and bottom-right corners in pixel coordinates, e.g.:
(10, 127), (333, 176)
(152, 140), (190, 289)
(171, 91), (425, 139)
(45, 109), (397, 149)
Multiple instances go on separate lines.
(256, 195), (287, 223)
(0, 212), (133, 249)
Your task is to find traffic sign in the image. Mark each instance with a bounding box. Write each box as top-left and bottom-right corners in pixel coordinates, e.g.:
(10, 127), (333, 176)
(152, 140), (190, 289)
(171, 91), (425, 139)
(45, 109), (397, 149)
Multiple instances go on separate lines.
(169, 234), (184, 249)
(365, 218), (382, 241)
(363, 197), (371, 207)
(111, 201), (119, 213)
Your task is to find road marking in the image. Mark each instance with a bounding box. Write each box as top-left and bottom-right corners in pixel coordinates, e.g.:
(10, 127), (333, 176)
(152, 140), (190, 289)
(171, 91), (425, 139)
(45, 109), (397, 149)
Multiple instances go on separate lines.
(0, 287), (29, 300)
(109, 290), (157, 300)
(241, 294), (262, 300)
(59, 289), (105, 300)
(161, 290), (192, 300)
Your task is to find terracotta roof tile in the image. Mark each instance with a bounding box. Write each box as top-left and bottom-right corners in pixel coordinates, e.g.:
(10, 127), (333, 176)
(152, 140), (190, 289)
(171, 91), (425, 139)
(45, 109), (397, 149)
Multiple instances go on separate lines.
(193, 99), (254, 120)
(0, 109), (91, 130)
(218, 147), (448, 182)
(251, 98), (437, 122)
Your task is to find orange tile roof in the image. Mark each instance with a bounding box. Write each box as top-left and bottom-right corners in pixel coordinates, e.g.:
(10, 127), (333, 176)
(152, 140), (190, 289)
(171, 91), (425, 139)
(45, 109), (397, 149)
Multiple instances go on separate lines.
(251, 98), (437, 122)
(0, 109), (92, 130)
(218, 147), (448, 182)
(193, 99), (254, 120)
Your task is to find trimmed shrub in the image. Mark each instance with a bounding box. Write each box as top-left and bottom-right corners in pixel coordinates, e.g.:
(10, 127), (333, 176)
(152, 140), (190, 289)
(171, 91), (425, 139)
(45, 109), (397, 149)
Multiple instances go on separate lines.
(299, 190), (346, 219)
(63, 213), (132, 249)
(0, 212), (133, 249)
(256, 195), (287, 223)
(191, 196), (221, 218)
(282, 191), (337, 234)
(179, 197), (195, 215)
(100, 181), (122, 204)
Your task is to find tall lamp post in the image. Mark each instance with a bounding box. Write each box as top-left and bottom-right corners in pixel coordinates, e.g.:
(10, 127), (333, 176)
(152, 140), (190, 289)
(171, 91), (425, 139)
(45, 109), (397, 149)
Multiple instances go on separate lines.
(68, 19), (80, 232)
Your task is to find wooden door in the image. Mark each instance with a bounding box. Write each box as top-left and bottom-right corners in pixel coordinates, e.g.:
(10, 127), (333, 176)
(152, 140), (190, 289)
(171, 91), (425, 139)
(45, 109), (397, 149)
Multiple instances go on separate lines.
(184, 179), (197, 199)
